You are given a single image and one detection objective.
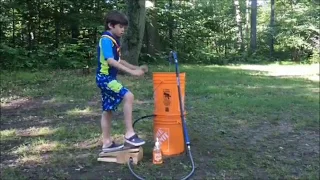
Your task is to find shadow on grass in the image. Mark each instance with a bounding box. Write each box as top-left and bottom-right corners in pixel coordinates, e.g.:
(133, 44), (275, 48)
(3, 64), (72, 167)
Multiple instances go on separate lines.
(1, 65), (319, 179)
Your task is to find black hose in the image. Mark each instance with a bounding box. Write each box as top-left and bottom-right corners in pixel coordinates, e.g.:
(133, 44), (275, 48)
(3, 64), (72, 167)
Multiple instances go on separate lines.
(132, 114), (156, 128)
(181, 146), (195, 180)
(127, 115), (195, 180)
(128, 158), (145, 180)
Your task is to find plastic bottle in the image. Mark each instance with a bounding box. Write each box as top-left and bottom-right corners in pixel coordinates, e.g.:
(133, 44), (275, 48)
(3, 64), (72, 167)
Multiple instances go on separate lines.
(153, 138), (163, 164)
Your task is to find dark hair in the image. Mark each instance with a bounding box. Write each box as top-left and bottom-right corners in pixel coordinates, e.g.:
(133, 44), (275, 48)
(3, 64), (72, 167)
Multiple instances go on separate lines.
(104, 10), (128, 30)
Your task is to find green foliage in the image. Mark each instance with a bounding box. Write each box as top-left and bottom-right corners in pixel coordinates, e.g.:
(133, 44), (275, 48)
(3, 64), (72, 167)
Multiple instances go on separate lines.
(308, 50), (320, 64)
(145, 0), (241, 64)
(0, 0), (113, 70)
(139, 0), (319, 64)
(0, 41), (94, 70)
(0, 0), (319, 70)
(258, 0), (320, 62)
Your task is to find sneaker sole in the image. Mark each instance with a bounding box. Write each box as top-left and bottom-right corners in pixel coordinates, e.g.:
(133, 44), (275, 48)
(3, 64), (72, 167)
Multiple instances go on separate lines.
(125, 140), (145, 147)
(102, 145), (124, 152)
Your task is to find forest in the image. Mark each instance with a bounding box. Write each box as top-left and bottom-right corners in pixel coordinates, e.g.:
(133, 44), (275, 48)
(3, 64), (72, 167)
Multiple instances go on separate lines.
(1, 0), (319, 70)
(1, 1), (319, 179)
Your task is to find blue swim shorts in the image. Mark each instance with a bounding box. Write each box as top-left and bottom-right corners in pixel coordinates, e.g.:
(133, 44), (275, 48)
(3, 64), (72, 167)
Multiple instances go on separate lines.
(96, 74), (129, 111)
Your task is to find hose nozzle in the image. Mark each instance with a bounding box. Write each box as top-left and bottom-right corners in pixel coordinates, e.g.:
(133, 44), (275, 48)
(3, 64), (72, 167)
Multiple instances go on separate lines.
(169, 51), (178, 64)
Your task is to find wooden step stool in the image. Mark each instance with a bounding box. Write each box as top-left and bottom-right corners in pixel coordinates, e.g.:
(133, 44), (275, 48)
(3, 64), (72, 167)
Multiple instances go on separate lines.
(97, 146), (143, 165)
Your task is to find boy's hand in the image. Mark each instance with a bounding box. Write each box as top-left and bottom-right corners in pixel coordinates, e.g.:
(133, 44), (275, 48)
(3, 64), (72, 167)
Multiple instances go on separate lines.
(131, 69), (145, 76)
(140, 65), (148, 73)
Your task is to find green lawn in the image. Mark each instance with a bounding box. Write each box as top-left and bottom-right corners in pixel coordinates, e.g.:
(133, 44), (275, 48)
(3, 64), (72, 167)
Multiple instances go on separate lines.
(1, 64), (319, 180)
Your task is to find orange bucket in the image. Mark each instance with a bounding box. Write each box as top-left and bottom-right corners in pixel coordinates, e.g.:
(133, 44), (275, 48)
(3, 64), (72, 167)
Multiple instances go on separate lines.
(152, 72), (186, 156)
(152, 72), (186, 116)
(153, 115), (185, 156)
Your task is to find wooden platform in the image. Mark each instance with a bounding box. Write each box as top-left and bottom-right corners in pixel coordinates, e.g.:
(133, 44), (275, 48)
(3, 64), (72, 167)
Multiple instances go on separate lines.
(97, 146), (143, 165)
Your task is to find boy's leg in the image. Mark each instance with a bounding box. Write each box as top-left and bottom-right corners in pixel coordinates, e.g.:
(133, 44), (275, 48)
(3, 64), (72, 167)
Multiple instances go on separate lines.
(100, 79), (145, 147)
(123, 92), (145, 146)
(101, 110), (124, 152)
(123, 92), (134, 137)
(97, 75), (125, 152)
(101, 110), (112, 145)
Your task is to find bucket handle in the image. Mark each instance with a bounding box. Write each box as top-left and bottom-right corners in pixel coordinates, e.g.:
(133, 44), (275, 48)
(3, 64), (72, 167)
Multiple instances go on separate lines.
(153, 81), (164, 101)
(153, 80), (164, 92)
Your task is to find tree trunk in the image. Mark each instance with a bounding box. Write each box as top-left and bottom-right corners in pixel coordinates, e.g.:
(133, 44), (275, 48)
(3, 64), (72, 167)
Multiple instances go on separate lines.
(250, 0), (257, 54)
(269, 0), (275, 59)
(234, 0), (244, 51)
(94, 0), (100, 44)
(245, 0), (250, 51)
(121, 0), (146, 65)
(70, 2), (80, 43)
(37, 1), (41, 47)
(145, 0), (161, 56)
(54, 1), (60, 48)
(26, 0), (33, 52)
(12, 0), (15, 46)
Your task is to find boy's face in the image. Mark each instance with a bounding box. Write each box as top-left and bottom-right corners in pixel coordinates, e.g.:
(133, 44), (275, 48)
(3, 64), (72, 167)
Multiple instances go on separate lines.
(109, 23), (126, 38)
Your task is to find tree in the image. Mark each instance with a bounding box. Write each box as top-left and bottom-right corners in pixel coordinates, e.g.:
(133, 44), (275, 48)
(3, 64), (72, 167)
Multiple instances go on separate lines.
(245, 0), (250, 51)
(121, 0), (146, 65)
(233, 0), (244, 51)
(250, 0), (257, 54)
(144, 0), (162, 56)
(269, 0), (275, 59)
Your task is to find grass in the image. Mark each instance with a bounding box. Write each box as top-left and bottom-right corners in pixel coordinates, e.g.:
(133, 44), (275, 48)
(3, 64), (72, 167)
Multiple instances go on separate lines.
(1, 63), (319, 180)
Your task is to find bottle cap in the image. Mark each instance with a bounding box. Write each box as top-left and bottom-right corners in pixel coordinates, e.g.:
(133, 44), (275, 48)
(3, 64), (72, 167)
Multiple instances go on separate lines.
(155, 138), (160, 147)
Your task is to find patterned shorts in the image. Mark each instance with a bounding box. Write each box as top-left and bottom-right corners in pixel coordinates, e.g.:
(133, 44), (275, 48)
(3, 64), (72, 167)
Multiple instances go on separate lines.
(96, 74), (129, 111)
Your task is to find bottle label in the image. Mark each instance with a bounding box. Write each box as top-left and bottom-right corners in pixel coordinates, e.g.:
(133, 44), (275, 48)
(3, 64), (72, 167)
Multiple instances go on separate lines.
(154, 152), (162, 161)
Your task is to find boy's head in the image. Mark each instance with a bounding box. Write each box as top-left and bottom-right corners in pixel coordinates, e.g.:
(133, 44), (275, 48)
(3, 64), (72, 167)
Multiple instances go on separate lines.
(104, 10), (128, 38)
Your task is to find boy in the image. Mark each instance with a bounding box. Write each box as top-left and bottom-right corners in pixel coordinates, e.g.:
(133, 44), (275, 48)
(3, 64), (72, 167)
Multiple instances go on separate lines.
(96, 10), (147, 153)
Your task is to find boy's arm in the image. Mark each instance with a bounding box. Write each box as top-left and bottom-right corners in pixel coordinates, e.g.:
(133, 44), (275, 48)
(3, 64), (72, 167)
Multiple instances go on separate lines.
(101, 38), (134, 74)
(101, 38), (145, 76)
(107, 59), (134, 74)
(119, 59), (140, 70)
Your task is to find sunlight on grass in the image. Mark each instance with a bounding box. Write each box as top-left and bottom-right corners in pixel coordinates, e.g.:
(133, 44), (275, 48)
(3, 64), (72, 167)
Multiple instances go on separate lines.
(52, 124), (102, 142)
(73, 137), (102, 149)
(33, 141), (65, 153)
(309, 87), (320, 93)
(13, 140), (67, 155)
(262, 85), (313, 90)
(1, 127), (58, 141)
(72, 133), (149, 149)
(72, 134), (123, 149)
(41, 97), (57, 104)
(225, 63), (320, 81)
(12, 145), (28, 155)
(16, 127), (58, 137)
(0, 129), (16, 140)
(225, 63), (319, 73)
(1, 97), (29, 107)
(66, 106), (99, 116)
(18, 155), (44, 165)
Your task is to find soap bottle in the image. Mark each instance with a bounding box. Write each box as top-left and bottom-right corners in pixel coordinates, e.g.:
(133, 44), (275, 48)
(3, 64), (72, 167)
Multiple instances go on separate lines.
(153, 138), (163, 164)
